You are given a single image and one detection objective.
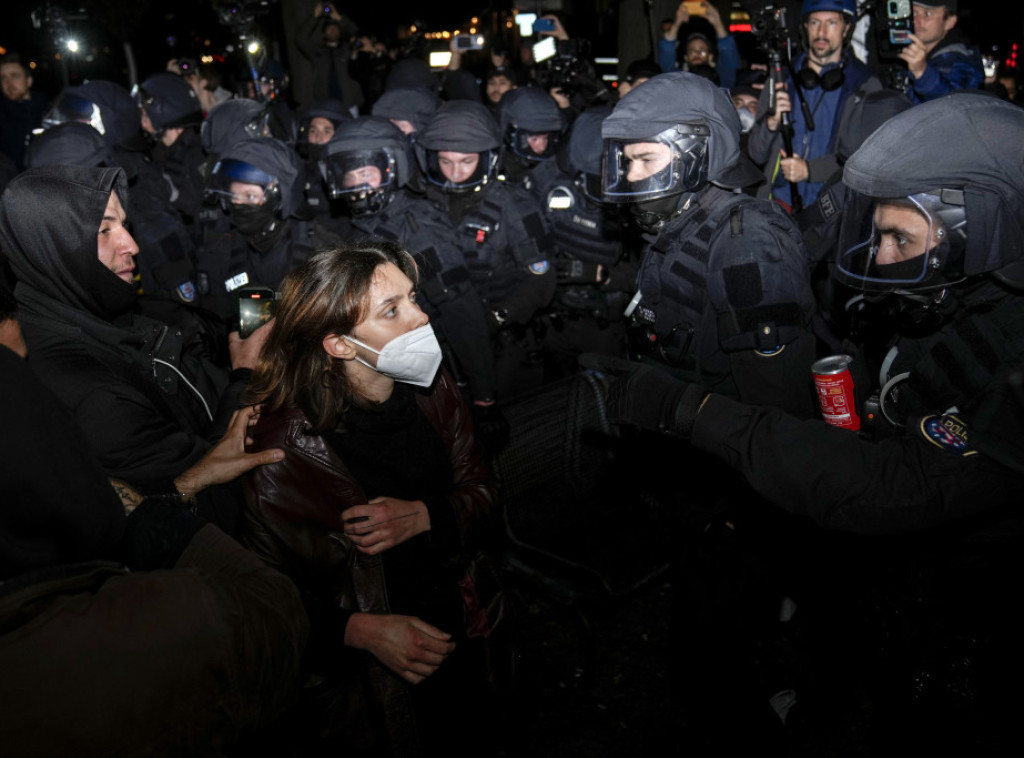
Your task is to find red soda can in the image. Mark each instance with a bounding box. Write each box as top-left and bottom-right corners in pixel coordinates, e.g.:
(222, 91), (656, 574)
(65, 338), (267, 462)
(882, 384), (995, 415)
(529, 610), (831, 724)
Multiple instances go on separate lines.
(811, 354), (861, 431)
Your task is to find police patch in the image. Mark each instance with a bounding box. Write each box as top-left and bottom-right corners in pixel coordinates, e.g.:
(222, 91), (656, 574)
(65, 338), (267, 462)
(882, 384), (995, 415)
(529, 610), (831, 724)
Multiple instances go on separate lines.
(919, 413), (976, 456)
(529, 260), (550, 275)
(177, 280), (197, 303)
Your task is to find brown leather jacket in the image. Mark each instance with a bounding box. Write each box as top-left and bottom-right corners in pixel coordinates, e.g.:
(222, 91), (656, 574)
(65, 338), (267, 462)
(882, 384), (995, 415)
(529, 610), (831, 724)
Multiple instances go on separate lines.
(241, 369), (497, 755)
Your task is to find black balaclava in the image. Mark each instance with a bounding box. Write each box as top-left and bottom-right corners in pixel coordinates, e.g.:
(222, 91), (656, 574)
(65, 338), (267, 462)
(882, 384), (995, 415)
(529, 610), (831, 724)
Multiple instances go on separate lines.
(0, 165), (138, 321)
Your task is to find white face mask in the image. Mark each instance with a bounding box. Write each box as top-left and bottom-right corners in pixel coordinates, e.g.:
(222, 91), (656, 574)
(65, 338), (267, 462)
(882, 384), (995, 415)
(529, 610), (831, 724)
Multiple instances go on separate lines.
(344, 323), (442, 388)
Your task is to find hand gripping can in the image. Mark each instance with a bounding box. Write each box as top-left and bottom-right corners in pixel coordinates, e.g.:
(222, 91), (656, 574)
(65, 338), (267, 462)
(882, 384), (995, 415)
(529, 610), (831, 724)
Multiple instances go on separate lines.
(812, 354), (861, 430)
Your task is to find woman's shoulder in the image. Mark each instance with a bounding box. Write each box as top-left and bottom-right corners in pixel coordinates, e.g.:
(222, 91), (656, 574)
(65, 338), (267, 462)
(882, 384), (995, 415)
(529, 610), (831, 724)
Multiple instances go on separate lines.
(248, 403), (311, 452)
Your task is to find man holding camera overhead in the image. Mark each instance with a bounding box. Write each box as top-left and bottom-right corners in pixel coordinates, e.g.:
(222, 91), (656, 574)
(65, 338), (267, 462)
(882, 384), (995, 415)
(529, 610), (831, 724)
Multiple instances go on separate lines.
(899, 1), (984, 102)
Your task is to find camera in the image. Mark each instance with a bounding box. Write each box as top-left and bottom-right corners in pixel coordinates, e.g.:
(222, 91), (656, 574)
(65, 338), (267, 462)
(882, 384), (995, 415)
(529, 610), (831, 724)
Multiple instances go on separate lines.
(454, 33), (485, 51)
(887, 0), (912, 46)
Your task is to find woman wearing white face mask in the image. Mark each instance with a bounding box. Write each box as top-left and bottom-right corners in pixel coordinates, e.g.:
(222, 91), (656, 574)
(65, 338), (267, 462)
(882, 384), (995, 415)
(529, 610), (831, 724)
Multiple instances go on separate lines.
(240, 240), (503, 757)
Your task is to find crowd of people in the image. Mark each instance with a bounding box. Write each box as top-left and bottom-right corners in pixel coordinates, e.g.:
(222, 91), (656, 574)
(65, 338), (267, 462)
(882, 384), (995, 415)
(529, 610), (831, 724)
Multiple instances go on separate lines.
(2, 0), (1024, 755)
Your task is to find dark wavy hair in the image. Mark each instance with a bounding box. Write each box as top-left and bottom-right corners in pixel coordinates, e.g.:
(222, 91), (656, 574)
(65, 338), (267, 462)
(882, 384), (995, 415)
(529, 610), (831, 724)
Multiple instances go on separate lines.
(245, 239), (418, 434)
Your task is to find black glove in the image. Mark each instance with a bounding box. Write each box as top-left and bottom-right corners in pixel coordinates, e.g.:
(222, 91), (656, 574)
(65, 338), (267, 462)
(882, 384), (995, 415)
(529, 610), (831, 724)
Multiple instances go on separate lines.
(606, 363), (707, 439)
(472, 401), (511, 456)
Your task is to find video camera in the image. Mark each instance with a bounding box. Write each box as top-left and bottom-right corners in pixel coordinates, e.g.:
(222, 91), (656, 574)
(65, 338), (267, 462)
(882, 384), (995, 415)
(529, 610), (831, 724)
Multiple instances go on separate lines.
(747, 1), (799, 59)
(533, 38), (609, 106)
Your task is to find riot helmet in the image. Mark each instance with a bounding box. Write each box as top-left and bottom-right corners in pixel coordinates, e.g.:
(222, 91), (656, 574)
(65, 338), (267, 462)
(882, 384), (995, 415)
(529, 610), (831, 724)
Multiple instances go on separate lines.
(201, 99), (272, 158)
(602, 72), (759, 230)
(371, 86), (442, 138)
(205, 137), (303, 242)
(496, 86), (565, 165)
(323, 116), (410, 216)
(134, 72), (204, 135)
(39, 81), (139, 148)
(296, 99), (351, 160)
(26, 122), (114, 169)
(835, 92), (1024, 294)
(559, 105), (613, 204)
(415, 100), (501, 194)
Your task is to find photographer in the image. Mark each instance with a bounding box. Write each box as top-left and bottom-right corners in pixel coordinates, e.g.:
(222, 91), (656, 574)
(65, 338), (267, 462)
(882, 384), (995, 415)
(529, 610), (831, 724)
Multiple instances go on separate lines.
(294, 1), (363, 116)
(899, 1), (984, 102)
(658, 1), (742, 89)
(747, 0), (880, 213)
(531, 13), (610, 120)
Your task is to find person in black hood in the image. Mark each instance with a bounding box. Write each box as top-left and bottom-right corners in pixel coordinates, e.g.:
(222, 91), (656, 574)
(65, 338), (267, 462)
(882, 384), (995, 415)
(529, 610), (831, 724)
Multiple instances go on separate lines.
(606, 90), (1024, 754)
(0, 165), (272, 536)
(200, 136), (342, 320)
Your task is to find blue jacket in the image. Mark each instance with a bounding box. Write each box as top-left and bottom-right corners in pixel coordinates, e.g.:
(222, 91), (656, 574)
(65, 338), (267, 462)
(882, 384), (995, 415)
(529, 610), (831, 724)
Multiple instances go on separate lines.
(909, 28), (985, 103)
(748, 53), (878, 210)
(658, 34), (741, 90)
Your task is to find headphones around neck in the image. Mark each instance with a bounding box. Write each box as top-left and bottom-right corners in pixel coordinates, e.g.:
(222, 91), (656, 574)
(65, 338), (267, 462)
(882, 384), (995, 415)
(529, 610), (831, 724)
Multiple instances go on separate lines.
(796, 59), (846, 91)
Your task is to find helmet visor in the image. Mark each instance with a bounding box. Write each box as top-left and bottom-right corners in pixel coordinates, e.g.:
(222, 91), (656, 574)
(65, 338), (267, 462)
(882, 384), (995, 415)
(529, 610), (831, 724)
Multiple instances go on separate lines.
(424, 149), (495, 193)
(835, 193), (943, 292)
(205, 158), (279, 208)
(324, 148), (398, 199)
(601, 124), (710, 204)
(510, 128), (561, 162)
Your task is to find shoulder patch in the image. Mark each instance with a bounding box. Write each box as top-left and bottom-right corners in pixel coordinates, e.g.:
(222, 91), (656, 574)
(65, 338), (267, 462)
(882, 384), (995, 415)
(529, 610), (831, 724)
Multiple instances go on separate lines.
(529, 260), (550, 275)
(918, 413), (976, 456)
(817, 187), (837, 221)
(176, 281), (197, 303)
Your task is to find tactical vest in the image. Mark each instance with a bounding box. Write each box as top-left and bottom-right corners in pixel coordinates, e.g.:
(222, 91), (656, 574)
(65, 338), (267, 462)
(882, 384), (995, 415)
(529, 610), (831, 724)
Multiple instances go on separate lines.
(633, 190), (812, 380)
(452, 183), (551, 305)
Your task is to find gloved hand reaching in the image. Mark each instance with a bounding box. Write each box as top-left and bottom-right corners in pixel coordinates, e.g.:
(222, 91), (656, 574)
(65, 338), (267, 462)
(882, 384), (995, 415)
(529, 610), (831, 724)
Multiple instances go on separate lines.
(606, 362), (708, 439)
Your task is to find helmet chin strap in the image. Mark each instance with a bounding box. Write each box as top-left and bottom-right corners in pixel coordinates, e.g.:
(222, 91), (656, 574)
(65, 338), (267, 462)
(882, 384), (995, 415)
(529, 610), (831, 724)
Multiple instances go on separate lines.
(631, 192), (697, 233)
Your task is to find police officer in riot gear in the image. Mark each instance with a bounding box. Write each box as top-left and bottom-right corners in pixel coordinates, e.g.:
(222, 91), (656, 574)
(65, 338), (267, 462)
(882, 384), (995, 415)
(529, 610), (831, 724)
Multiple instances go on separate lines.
(110, 72), (209, 303)
(295, 98), (351, 223)
(529, 105), (637, 380)
(200, 99), (273, 164)
(199, 136), (340, 320)
(40, 80), (141, 152)
(322, 116), (498, 419)
(416, 100), (556, 406)
(608, 91), (1024, 753)
(597, 70), (822, 752)
(494, 85), (566, 188)
(602, 71), (817, 416)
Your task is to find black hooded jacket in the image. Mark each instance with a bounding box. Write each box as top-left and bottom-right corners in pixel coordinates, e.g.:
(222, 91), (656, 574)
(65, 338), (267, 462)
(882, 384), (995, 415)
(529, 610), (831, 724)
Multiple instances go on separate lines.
(0, 166), (248, 532)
